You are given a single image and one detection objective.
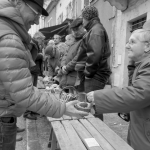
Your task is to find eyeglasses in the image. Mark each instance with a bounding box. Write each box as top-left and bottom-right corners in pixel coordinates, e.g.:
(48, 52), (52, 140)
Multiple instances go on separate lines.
(26, 3), (41, 18)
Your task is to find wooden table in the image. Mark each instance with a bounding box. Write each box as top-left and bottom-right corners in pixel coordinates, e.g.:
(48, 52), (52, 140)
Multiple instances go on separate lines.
(46, 92), (133, 150)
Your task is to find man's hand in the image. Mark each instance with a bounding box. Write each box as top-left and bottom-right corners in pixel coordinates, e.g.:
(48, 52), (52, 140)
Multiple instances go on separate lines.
(62, 66), (67, 74)
(86, 91), (95, 103)
(64, 100), (89, 117)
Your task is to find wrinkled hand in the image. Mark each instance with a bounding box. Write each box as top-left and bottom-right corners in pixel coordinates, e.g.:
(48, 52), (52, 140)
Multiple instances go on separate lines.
(62, 66), (67, 74)
(64, 100), (89, 118)
(86, 91), (95, 103)
(86, 91), (95, 115)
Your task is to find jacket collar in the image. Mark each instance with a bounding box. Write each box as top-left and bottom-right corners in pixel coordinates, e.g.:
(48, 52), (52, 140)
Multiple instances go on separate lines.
(75, 31), (87, 41)
(84, 17), (101, 31)
(135, 52), (150, 67)
(0, 0), (31, 45)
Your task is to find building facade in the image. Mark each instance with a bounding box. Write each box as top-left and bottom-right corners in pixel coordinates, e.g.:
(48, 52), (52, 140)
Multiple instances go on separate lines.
(110, 0), (150, 87)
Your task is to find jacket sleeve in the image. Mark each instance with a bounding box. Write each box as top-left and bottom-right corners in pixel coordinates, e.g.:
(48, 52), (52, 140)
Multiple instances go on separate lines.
(61, 50), (68, 67)
(128, 59), (135, 86)
(47, 58), (54, 77)
(93, 61), (150, 113)
(0, 37), (66, 118)
(84, 33), (105, 78)
(66, 54), (78, 72)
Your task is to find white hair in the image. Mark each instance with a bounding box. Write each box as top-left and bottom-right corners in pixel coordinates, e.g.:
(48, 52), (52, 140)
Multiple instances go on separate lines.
(133, 29), (150, 43)
(33, 32), (45, 40)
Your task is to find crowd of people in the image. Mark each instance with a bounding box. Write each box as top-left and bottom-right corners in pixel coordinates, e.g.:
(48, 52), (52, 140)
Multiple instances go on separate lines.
(0, 0), (150, 150)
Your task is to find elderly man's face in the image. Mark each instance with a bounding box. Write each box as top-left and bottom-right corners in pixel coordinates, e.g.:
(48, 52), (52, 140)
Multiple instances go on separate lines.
(53, 35), (61, 45)
(16, 0), (42, 31)
(72, 25), (85, 38)
(126, 32), (147, 62)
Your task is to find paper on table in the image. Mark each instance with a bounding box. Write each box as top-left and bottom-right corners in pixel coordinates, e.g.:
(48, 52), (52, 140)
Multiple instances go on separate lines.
(84, 138), (100, 147)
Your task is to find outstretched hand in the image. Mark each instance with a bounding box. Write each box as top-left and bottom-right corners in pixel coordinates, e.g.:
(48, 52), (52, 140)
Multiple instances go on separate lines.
(64, 100), (89, 118)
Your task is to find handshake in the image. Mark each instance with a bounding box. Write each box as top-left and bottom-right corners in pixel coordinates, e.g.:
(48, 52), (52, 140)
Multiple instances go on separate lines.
(63, 91), (95, 117)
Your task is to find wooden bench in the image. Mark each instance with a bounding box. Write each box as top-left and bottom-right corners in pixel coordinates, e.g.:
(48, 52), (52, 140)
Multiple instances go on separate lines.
(46, 92), (133, 150)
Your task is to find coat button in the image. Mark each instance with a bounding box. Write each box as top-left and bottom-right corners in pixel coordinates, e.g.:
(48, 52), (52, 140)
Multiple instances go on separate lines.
(147, 131), (150, 136)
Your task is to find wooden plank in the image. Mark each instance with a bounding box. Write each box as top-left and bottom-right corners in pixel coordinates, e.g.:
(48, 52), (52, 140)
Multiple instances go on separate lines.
(88, 118), (133, 150)
(62, 115), (72, 120)
(72, 115), (84, 120)
(80, 119), (115, 150)
(51, 121), (75, 150)
(62, 120), (87, 150)
(84, 113), (94, 119)
(71, 113), (94, 120)
(71, 120), (103, 150)
(47, 117), (63, 122)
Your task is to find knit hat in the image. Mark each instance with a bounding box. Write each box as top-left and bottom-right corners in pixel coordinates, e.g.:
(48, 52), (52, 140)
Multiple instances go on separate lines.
(82, 6), (98, 21)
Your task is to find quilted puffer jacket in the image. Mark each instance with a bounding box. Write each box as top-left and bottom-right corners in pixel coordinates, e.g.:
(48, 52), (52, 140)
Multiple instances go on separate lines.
(0, 0), (66, 118)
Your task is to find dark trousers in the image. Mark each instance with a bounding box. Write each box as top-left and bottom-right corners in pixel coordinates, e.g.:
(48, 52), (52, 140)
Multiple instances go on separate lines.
(84, 78), (105, 121)
(0, 117), (17, 150)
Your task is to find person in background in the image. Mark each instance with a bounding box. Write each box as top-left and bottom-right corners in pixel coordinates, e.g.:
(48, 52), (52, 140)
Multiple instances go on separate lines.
(58, 19), (86, 90)
(53, 34), (68, 60)
(65, 34), (76, 48)
(87, 28), (150, 150)
(57, 42), (69, 61)
(57, 34), (76, 88)
(0, 0), (88, 149)
(53, 34), (61, 46)
(44, 45), (61, 82)
(75, 6), (111, 120)
(48, 39), (55, 47)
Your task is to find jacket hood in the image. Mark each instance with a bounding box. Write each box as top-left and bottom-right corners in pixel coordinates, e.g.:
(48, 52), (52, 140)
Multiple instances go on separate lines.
(0, 0), (31, 45)
(84, 17), (101, 31)
(0, 0), (24, 26)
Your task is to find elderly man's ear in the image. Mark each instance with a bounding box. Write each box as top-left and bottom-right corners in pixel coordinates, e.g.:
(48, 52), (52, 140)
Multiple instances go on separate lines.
(144, 42), (150, 53)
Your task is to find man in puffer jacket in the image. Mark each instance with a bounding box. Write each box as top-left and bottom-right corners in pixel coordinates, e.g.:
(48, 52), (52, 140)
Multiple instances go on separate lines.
(75, 6), (111, 120)
(0, 0), (88, 149)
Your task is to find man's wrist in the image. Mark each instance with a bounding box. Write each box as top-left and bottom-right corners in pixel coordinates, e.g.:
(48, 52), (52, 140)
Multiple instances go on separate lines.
(86, 91), (95, 103)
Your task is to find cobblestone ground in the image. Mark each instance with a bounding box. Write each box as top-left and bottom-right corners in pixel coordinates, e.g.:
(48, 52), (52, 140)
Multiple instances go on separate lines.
(16, 116), (27, 150)
(104, 113), (129, 142)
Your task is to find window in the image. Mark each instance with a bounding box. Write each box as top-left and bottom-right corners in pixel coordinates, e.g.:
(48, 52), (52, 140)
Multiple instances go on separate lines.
(131, 16), (147, 32)
(57, 13), (63, 24)
(66, 2), (73, 19)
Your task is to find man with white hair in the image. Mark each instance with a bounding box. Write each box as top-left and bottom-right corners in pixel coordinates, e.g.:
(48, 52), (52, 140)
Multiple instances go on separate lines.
(87, 29), (150, 150)
(0, 0), (88, 149)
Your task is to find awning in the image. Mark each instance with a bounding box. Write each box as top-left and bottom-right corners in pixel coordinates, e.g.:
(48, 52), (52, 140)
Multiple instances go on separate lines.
(104, 0), (128, 11)
(40, 18), (73, 40)
(39, 23), (69, 40)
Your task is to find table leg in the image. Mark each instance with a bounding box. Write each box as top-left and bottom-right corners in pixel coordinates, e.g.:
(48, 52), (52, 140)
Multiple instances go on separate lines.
(51, 130), (57, 150)
(48, 126), (53, 148)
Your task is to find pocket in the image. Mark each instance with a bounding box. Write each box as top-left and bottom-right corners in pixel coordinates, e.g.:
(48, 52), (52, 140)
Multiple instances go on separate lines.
(144, 119), (150, 142)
